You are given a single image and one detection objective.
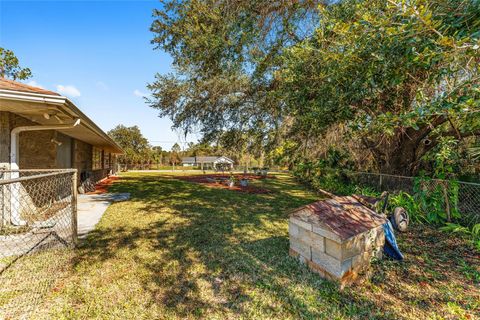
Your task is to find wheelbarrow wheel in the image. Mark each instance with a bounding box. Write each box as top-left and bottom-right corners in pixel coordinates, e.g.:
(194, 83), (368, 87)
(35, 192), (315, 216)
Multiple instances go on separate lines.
(392, 207), (409, 232)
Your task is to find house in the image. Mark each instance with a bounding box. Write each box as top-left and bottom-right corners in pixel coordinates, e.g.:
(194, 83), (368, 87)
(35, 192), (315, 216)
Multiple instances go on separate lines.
(181, 156), (234, 170)
(0, 78), (123, 184)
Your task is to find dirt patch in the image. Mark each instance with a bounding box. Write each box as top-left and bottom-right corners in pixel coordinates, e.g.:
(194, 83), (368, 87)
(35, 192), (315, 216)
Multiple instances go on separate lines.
(87, 176), (120, 194)
(176, 174), (272, 194)
(352, 224), (480, 319)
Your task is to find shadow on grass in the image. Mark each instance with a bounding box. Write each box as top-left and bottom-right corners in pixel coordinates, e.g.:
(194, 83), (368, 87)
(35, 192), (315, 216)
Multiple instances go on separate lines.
(70, 173), (408, 318)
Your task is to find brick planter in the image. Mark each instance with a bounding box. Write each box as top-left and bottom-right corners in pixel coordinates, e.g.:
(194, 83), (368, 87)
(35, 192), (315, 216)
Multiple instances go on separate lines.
(289, 196), (386, 286)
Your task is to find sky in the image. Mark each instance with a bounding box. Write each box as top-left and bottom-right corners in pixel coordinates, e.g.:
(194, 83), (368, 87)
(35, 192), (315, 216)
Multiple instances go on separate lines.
(0, 0), (197, 150)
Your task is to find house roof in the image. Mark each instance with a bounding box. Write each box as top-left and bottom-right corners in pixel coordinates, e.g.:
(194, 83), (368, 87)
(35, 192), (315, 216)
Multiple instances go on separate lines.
(196, 156), (220, 163)
(0, 78), (123, 153)
(214, 156), (234, 163)
(182, 157), (196, 163)
(290, 196), (386, 242)
(0, 78), (60, 96)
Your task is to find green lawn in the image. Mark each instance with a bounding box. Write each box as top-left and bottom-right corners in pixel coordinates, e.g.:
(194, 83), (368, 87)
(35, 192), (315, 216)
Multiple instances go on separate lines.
(37, 172), (479, 319)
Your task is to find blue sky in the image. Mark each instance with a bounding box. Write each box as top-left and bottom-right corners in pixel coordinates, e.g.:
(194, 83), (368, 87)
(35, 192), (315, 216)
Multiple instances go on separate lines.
(0, 0), (196, 150)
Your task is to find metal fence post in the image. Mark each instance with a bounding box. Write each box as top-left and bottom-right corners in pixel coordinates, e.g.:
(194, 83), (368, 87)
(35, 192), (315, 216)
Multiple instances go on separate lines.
(0, 169), (80, 317)
(71, 170), (78, 246)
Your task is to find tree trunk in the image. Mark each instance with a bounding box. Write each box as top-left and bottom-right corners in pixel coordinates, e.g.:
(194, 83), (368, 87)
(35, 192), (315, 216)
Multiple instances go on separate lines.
(365, 116), (448, 176)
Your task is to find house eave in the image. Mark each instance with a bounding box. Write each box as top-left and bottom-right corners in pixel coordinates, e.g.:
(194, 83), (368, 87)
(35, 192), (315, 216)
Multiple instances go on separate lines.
(0, 89), (124, 154)
(0, 89), (67, 105)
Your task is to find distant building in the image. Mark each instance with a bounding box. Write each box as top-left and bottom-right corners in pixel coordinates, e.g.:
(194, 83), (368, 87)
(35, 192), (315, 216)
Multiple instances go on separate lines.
(181, 156), (234, 170)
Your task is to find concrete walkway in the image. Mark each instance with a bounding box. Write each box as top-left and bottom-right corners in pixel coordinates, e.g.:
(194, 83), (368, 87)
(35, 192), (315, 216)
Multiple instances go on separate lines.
(77, 193), (130, 238)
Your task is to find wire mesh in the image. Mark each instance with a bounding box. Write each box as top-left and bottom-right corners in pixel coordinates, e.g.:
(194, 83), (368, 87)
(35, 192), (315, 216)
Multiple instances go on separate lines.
(457, 181), (480, 226)
(0, 169), (77, 319)
(347, 171), (480, 225)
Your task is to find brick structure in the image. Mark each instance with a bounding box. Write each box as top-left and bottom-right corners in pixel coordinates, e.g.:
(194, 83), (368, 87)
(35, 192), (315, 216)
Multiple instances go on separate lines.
(0, 79), (123, 182)
(0, 112), (109, 177)
(0, 112), (57, 169)
(289, 196), (386, 286)
(72, 139), (93, 174)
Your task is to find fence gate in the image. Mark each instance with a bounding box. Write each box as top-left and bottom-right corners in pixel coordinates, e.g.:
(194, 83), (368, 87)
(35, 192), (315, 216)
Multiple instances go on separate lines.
(0, 169), (77, 318)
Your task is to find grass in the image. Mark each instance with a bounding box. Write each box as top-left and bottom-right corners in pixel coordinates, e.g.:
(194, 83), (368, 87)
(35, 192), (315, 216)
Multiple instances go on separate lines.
(26, 172), (480, 319)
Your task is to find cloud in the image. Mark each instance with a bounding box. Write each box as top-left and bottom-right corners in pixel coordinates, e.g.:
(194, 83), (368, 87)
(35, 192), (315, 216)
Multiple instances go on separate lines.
(133, 89), (147, 98)
(26, 80), (44, 89)
(56, 85), (81, 97)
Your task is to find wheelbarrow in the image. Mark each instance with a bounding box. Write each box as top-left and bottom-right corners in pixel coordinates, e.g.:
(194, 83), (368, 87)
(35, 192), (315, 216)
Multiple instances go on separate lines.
(353, 192), (409, 232)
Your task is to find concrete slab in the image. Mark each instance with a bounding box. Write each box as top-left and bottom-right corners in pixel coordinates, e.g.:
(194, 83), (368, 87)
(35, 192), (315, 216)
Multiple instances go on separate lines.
(77, 193), (130, 238)
(0, 193), (130, 258)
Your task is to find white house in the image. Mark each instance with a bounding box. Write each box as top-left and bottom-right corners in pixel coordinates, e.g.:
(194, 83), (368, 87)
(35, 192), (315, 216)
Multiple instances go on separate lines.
(181, 156), (234, 170)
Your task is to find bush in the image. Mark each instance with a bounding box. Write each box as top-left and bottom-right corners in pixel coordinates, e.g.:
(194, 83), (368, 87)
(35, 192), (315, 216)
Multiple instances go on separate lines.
(440, 223), (480, 250)
(293, 161), (479, 250)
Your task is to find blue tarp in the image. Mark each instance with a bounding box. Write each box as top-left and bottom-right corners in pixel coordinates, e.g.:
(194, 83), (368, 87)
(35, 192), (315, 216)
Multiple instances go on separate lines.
(383, 220), (404, 260)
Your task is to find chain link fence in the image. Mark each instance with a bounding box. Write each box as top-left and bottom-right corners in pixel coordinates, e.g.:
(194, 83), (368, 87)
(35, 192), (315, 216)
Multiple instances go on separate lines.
(346, 171), (480, 225)
(0, 169), (77, 319)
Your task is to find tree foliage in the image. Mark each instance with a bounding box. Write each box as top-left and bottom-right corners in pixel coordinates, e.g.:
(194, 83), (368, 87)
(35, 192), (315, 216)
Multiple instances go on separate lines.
(170, 142), (182, 164)
(148, 0), (323, 139)
(108, 125), (152, 165)
(0, 48), (32, 80)
(281, 0), (480, 175)
(149, 0), (480, 176)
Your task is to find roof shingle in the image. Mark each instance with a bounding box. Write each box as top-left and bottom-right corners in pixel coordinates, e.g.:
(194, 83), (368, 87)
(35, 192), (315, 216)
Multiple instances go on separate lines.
(290, 196), (386, 241)
(0, 78), (60, 96)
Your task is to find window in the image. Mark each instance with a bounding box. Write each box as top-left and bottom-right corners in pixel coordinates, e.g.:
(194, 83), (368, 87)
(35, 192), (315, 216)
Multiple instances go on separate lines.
(104, 152), (111, 169)
(92, 147), (102, 170)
